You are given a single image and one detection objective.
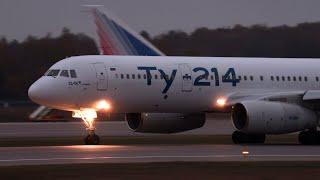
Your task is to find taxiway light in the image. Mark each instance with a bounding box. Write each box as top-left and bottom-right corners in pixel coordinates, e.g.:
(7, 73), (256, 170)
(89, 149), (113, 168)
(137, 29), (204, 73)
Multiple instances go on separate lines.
(242, 151), (250, 155)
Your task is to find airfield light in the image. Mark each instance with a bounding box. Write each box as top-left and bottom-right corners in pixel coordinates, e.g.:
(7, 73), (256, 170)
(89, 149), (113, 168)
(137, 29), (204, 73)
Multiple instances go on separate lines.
(96, 100), (111, 111)
(242, 151), (249, 155)
(216, 98), (227, 107)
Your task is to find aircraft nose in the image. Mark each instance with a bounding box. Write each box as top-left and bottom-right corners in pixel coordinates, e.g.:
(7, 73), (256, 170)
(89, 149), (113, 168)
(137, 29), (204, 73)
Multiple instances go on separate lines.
(28, 81), (43, 104)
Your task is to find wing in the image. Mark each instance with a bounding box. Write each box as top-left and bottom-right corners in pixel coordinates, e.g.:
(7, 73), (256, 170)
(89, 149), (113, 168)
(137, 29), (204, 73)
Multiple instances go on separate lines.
(225, 90), (304, 105)
(221, 89), (320, 111)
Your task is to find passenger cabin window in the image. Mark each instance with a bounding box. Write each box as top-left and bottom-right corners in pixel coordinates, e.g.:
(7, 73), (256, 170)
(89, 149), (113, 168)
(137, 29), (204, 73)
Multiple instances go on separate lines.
(293, 76), (296, 81)
(316, 77), (319, 82)
(70, 70), (77, 78)
(60, 70), (69, 77)
(244, 76), (247, 81)
(299, 76), (302, 81)
(250, 76), (253, 81)
(155, 74), (158, 79)
(238, 76), (241, 80)
(47, 69), (60, 77)
(126, 74), (130, 79)
(305, 77), (308, 81)
(287, 76), (291, 81)
(143, 74), (147, 79)
(132, 74), (135, 79)
(260, 76), (263, 81)
(276, 76), (280, 81)
(271, 76), (274, 81)
(138, 74), (141, 79)
(282, 76), (285, 81)
(121, 74), (124, 79)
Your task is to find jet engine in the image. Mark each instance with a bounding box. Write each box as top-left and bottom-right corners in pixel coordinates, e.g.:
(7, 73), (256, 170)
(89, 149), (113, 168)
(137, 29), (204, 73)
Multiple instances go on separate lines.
(232, 101), (318, 134)
(125, 113), (205, 133)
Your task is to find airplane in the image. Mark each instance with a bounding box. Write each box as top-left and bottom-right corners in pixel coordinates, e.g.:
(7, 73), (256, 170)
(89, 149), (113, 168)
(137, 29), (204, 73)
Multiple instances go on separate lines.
(28, 55), (320, 145)
(30, 7), (164, 120)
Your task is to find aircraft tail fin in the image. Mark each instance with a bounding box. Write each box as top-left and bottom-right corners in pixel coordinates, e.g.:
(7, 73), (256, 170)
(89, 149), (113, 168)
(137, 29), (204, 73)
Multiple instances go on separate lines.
(88, 7), (164, 56)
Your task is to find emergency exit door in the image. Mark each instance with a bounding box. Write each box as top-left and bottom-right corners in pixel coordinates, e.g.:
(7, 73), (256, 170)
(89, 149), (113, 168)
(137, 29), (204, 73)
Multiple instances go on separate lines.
(178, 64), (193, 92)
(92, 63), (108, 91)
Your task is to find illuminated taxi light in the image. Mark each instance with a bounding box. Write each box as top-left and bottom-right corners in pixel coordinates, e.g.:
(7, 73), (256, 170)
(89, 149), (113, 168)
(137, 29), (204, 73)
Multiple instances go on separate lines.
(96, 100), (111, 110)
(216, 98), (227, 107)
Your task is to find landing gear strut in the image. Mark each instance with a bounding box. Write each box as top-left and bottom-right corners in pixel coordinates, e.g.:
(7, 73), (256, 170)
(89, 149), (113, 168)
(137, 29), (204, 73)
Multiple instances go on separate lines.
(73, 110), (100, 145)
(232, 131), (266, 144)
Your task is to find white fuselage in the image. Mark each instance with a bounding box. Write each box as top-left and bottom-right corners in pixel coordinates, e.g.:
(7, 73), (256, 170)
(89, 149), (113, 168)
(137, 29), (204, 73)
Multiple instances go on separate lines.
(28, 55), (320, 113)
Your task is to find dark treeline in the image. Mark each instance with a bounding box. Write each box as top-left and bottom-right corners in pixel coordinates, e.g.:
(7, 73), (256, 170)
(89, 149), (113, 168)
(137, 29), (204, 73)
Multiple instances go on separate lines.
(148, 22), (320, 58)
(2, 22), (320, 99)
(0, 28), (98, 99)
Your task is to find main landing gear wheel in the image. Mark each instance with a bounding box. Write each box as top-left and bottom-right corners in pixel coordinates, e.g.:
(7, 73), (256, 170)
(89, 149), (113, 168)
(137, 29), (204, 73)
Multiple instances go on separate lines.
(232, 131), (266, 144)
(299, 130), (320, 145)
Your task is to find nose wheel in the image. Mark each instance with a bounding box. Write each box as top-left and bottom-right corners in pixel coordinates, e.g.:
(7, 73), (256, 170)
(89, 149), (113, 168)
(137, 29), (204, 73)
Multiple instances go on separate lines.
(72, 110), (101, 145)
(84, 130), (100, 145)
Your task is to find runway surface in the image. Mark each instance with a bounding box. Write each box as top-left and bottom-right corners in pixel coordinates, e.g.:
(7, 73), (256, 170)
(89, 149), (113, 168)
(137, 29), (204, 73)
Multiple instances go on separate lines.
(0, 114), (233, 137)
(0, 144), (320, 166)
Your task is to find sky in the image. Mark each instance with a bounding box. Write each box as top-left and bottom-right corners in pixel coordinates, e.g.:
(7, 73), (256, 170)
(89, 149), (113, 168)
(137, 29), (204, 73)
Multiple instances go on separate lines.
(1, 0), (320, 41)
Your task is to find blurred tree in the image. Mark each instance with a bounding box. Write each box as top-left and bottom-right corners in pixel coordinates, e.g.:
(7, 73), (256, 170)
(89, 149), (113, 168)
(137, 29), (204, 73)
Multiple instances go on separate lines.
(0, 28), (98, 99)
(140, 31), (151, 41)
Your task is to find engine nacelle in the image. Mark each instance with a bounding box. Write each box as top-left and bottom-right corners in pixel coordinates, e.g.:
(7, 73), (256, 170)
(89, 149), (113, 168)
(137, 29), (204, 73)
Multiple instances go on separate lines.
(126, 113), (205, 133)
(232, 101), (318, 134)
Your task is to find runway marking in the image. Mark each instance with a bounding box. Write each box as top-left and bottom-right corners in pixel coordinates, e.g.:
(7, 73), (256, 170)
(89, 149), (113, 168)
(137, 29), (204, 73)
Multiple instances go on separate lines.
(1, 154), (320, 163)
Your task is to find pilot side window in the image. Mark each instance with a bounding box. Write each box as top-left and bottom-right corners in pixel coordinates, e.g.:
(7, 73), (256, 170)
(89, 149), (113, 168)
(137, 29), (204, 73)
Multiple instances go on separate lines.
(70, 70), (77, 78)
(47, 69), (60, 77)
(60, 70), (69, 77)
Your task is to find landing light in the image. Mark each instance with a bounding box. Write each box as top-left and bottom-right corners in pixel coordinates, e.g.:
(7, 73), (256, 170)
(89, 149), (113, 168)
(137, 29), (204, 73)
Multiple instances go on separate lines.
(96, 100), (111, 111)
(216, 98), (227, 107)
(72, 109), (97, 131)
(72, 109), (97, 119)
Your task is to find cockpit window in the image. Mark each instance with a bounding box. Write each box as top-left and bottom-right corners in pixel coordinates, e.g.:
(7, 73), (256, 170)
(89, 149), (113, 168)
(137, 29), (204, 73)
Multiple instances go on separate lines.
(70, 70), (77, 78)
(60, 70), (69, 77)
(47, 69), (60, 77)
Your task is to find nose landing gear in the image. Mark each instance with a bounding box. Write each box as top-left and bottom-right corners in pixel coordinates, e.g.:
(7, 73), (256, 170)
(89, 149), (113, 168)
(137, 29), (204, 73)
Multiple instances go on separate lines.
(72, 109), (100, 145)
